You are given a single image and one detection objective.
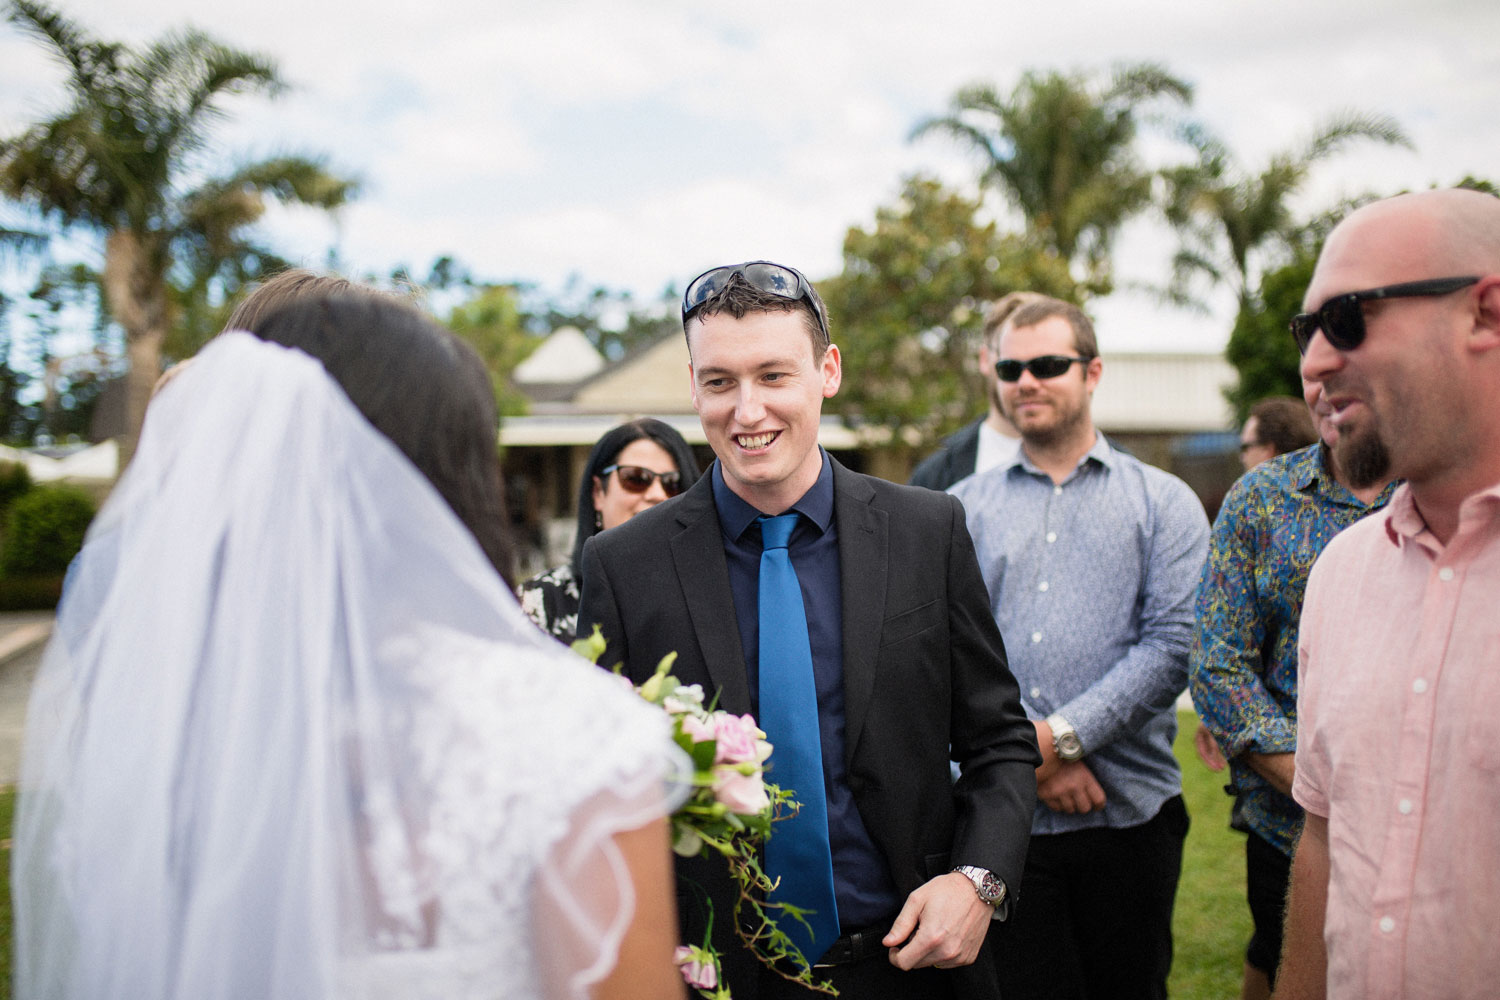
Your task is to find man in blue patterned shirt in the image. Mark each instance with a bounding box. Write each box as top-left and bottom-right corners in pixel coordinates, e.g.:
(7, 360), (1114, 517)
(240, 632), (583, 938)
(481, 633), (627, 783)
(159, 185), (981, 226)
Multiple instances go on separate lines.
(951, 297), (1210, 1000)
(1189, 378), (1394, 1000)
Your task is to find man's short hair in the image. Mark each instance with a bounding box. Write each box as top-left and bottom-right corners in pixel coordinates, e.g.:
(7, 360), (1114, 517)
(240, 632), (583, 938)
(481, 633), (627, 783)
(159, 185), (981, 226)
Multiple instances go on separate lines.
(1248, 396), (1318, 456)
(982, 291), (1048, 349)
(1003, 298), (1099, 359)
(683, 273), (830, 355)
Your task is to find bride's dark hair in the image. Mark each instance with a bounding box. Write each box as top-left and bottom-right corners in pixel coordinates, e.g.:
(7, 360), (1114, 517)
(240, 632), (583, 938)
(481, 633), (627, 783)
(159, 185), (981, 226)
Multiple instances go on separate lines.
(251, 291), (515, 586)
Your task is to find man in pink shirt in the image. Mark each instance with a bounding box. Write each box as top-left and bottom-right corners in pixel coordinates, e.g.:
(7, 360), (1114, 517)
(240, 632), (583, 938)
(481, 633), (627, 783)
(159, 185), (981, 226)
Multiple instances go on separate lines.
(1275, 188), (1500, 1000)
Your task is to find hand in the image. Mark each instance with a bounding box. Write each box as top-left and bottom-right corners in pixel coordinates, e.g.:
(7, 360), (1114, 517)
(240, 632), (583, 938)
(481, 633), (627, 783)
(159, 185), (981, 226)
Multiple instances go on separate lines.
(1036, 760), (1106, 814)
(1193, 723), (1228, 771)
(882, 872), (992, 971)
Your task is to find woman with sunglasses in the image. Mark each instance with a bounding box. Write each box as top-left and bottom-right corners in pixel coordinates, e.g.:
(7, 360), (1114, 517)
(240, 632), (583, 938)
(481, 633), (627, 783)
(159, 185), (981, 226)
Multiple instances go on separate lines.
(520, 418), (700, 643)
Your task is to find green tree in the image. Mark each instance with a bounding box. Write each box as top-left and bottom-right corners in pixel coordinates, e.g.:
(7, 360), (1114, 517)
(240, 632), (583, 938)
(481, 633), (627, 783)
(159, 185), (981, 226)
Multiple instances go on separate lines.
(1224, 252), (1315, 420)
(444, 284), (543, 418)
(819, 176), (1077, 448)
(1163, 113), (1411, 312)
(912, 63), (1193, 293)
(0, 0), (356, 463)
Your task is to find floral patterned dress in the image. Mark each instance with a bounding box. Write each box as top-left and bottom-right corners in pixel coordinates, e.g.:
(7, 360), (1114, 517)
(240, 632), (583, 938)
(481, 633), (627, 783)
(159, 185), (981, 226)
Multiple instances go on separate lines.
(518, 563), (579, 644)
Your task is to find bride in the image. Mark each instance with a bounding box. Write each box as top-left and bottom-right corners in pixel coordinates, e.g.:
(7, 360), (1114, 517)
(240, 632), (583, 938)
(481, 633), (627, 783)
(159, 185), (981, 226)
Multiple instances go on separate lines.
(12, 287), (688, 999)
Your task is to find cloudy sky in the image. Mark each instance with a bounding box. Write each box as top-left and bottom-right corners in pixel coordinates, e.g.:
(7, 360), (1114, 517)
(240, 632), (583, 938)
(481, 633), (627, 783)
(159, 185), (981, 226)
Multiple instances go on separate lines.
(1, 0), (1495, 351)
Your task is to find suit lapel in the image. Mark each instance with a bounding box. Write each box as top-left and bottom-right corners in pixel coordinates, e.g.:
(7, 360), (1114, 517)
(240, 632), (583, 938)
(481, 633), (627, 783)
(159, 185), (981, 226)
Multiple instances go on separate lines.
(832, 462), (886, 761)
(669, 476), (752, 715)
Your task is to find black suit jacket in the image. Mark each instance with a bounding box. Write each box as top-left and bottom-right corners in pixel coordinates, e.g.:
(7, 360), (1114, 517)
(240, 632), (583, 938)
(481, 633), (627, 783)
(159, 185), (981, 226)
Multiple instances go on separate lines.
(909, 417), (983, 492)
(578, 458), (1038, 999)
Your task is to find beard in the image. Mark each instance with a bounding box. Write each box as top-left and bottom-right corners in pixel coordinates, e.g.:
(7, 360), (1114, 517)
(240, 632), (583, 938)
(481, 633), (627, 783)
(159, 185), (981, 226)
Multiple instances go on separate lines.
(1009, 395), (1089, 450)
(1333, 421), (1392, 489)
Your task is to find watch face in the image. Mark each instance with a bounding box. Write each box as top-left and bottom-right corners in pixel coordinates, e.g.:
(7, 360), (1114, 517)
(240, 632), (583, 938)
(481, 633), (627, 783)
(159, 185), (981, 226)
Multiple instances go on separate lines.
(979, 872), (1003, 902)
(1055, 731), (1083, 760)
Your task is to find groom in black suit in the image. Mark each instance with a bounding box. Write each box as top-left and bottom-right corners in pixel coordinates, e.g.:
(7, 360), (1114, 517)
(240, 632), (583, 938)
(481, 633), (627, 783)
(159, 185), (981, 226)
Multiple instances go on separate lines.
(577, 261), (1039, 1000)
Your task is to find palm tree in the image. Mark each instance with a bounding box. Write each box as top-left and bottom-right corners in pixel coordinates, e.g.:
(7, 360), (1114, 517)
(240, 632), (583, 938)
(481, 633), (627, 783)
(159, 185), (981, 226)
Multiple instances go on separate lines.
(911, 63), (1193, 294)
(0, 0), (356, 462)
(1161, 112), (1411, 312)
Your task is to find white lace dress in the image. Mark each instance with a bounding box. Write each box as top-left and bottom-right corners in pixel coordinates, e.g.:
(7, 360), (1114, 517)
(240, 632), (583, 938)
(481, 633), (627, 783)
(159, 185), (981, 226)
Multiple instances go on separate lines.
(13, 334), (687, 1000)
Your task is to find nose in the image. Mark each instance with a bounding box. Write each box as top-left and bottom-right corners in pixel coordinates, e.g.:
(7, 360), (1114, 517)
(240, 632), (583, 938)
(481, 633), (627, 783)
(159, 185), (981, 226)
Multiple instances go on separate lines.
(734, 384), (766, 425)
(642, 477), (670, 503)
(1299, 328), (1344, 388)
(1015, 367), (1043, 390)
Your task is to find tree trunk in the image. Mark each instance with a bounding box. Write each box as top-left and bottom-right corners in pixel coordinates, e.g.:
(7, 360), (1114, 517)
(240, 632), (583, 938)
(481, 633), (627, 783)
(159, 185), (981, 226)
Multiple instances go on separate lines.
(103, 229), (169, 469)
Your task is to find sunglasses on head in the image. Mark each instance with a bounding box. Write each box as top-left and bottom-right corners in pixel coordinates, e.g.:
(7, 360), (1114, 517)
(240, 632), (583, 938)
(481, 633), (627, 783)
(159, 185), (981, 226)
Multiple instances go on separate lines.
(681, 260), (830, 343)
(1290, 276), (1479, 354)
(600, 464), (684, 497)
(994, 355), (1090, 382)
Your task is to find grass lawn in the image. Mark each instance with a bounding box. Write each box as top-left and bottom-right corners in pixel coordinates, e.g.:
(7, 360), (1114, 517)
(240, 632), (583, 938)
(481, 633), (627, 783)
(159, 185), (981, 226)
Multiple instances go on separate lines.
(1170, 709), (1254, 999)
(0, 714), (1249, 999)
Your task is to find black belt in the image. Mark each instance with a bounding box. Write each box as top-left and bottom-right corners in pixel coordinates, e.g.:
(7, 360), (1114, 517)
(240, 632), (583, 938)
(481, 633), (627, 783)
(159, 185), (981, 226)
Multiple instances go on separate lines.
(814, 924), (889, 967)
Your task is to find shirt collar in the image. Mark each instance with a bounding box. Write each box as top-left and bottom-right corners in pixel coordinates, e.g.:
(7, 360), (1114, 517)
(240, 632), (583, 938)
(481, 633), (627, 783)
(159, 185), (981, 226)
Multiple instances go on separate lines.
(1013, 430), (1113, 479)
(711, 447), (835, 543)
(1383, 478), (1500, 550)
(1293, 443), (1400, 510)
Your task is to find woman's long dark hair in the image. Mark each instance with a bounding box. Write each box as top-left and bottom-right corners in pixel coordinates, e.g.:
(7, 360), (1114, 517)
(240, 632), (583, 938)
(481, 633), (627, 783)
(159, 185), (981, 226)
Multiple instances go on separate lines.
(570, 418), (700, 576)
(251, 291), (516, 586)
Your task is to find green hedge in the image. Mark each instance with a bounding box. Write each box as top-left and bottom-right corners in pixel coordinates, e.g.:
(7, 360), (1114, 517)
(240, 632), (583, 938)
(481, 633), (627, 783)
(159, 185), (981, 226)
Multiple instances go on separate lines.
(1, 484), (96, 578)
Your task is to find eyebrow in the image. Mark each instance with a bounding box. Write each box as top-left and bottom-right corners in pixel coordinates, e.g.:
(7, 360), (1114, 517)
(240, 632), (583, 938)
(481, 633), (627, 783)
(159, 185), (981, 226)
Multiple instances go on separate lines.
(694, 357), (804, 379)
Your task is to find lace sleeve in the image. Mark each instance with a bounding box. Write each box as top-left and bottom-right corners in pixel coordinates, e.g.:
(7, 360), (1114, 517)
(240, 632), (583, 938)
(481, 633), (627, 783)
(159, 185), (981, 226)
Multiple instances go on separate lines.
(348, 621), (690, 1000)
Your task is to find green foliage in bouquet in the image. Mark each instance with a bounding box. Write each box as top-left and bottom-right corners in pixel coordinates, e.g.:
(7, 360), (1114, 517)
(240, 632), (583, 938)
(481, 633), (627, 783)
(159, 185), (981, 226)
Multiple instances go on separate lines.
(572, 627), (837, 998)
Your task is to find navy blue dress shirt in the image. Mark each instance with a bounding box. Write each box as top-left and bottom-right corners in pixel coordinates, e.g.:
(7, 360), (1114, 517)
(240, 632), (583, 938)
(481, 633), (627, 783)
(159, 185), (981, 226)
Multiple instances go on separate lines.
(711, 451), (900, 929)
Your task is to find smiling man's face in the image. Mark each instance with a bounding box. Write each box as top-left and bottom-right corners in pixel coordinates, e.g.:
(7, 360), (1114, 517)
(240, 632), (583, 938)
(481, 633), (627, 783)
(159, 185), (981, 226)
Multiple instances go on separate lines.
(687, 308), (840, 514)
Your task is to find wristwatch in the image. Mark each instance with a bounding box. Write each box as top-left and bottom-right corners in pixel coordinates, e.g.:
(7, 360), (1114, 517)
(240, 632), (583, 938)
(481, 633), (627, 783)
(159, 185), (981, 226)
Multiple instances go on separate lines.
(952, 865), (1007, 907)
(1046, 713), (1084, 761)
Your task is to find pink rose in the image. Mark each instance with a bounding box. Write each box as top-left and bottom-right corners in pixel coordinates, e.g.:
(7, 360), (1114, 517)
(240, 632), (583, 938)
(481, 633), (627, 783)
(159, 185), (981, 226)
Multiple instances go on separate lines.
(713, 765), (770, 815)
(712, 712), (764, 765)
(679, 714), (716, 744)
(674, 946), (719, 990)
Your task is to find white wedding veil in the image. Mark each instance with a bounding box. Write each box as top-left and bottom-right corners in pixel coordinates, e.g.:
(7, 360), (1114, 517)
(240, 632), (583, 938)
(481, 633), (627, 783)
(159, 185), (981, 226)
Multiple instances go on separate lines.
(13, 331), (686, 999)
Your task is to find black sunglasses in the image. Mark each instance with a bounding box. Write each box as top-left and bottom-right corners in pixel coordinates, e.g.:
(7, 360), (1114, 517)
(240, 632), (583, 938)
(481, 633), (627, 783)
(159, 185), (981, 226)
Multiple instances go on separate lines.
(600, 464), (684, 497)
(994, 355), (1091, 382)
(1290, 276), (1479, 354)
(681, 260), (830, 344)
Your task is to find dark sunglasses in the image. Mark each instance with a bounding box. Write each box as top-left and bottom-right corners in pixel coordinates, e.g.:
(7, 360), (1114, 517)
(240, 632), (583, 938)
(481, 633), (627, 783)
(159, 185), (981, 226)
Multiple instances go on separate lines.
(600, 464), (684, 497)
(1290, 276), (1479, 354)
(994, 355), (1090, 382)
(681, 260), (831, 343)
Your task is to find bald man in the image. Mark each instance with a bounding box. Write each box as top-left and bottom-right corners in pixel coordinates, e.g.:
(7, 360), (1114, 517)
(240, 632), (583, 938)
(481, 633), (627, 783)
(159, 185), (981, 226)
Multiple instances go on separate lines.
(1274, 189), (1500, 1000)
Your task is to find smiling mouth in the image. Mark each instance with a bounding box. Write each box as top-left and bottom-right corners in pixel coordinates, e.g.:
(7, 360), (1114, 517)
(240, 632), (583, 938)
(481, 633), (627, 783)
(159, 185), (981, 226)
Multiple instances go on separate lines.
(736, 431), (778, 449)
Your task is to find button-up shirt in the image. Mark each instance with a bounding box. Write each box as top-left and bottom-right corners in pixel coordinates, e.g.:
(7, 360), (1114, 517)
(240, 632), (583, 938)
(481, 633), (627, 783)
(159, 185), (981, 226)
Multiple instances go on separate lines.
(951, 434), (1209, 834)
(1294, 479), (1500, 1000)
(1190, 444), (1396, 856)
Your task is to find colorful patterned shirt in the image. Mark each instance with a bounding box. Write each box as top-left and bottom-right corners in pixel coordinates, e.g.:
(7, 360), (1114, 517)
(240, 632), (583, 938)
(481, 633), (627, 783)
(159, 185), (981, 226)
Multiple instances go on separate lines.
(1189, 443), (1395, 856)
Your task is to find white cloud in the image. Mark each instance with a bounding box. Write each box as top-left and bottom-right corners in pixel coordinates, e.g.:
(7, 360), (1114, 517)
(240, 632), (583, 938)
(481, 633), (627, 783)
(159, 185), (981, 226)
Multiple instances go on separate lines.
(2, 0), (1497, 353)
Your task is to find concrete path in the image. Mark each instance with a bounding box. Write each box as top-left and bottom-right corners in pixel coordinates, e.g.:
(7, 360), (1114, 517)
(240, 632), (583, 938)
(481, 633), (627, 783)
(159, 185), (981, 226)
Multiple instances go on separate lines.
(0, 611), (55, 787)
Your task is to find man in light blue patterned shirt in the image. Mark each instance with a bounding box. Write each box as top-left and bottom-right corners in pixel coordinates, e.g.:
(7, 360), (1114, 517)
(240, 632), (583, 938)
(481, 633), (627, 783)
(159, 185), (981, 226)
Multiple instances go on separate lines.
(950, 297), (1209, 1000)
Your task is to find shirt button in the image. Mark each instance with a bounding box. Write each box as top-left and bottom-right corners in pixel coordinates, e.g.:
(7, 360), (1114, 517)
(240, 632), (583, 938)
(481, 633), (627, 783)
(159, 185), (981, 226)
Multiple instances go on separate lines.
(1031, 632), (1043, 644)
(1438, 566), (1455, 581)
(1029, 687), (1042, 699)
(1038, 581), (1049, 592)
(1046, 532), (1057, 543)
(1379, 916), (1395, 933)
(1398, 799), (1413, 815)
(1413, 678), (1429, 694)
(1053, 485), (1063, 495)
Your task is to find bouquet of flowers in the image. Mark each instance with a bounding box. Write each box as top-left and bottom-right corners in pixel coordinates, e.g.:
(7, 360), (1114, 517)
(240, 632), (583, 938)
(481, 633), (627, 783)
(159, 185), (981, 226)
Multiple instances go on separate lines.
(573, 628), (836, 998)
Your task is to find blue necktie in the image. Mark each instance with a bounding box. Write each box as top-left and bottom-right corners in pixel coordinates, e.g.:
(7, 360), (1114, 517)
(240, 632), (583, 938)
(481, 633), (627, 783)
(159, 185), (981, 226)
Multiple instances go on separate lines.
(756, 513), (840, 964)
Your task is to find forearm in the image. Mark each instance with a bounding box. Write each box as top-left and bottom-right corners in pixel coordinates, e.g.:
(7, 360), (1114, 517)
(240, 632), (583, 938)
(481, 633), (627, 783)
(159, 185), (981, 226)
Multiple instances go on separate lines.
(1273, 812), (1330, 1000)
(1243, 751), (1295, 797)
